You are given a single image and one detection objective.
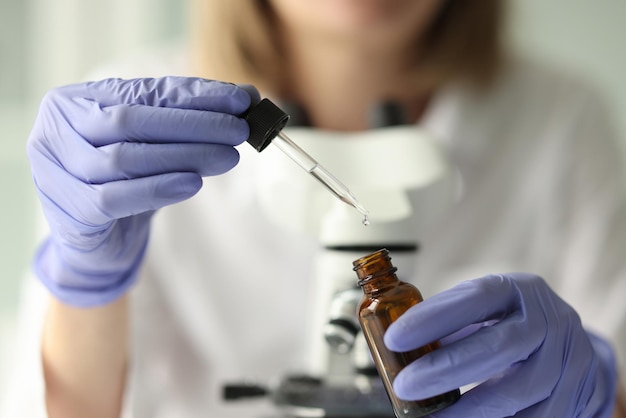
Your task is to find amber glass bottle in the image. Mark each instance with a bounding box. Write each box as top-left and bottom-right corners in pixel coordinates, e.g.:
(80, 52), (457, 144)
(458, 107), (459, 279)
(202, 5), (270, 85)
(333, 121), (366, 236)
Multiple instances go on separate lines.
(354, 249), (460, 418)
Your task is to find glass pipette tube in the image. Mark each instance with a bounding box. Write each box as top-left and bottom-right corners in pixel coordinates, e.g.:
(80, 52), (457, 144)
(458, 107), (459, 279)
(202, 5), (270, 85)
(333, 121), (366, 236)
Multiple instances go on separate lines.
(272, 131), (370, 222)
(243, 97), (369, 223)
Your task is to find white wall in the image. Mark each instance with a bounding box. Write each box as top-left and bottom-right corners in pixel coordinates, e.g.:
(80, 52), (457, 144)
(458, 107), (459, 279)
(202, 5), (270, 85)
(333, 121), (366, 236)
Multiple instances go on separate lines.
(25, 0), (187, 100)
(506, 0), (626, 150)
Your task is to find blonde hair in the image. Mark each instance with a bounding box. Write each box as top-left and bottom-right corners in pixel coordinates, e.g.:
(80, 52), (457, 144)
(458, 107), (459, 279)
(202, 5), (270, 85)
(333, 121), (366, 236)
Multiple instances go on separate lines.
(190, 0), (504, 94)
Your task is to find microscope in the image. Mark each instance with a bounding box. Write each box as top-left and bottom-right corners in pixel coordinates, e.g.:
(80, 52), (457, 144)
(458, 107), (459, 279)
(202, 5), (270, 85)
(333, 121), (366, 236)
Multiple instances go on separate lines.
(225, 104), (456, 417)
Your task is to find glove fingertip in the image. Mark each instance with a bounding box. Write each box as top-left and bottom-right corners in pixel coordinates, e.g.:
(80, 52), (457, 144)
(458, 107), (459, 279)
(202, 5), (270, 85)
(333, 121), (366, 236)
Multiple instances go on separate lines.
(178, 172), (203, 196)
(237, 84), (261, 106)
(155, 172), (203, 203)
(392, 370), (416, 401)
(384, 323), (409, 352)
(383, 328), (399, 350)
(200, 146), (240, 176)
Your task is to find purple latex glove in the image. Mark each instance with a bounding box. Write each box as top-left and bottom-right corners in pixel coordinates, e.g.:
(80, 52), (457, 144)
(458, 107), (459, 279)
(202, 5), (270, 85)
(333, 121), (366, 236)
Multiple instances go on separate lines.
(27, 77), (257, 307)
(384, 273), (618, 417)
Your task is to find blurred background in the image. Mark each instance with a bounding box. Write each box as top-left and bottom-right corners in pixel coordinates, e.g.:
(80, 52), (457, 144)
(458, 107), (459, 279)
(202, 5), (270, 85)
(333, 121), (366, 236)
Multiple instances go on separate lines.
(0, 0), (624, 411)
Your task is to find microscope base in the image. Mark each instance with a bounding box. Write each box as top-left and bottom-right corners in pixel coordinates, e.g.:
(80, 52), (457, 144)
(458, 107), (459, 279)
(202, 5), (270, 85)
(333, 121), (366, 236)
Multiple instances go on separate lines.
(223, 373), (395, 417)
(271, 374), (395, 418)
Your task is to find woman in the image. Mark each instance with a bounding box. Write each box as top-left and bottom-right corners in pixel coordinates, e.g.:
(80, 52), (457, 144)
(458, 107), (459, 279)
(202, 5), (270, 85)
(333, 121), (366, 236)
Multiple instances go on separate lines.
(10, 0), (626, 416)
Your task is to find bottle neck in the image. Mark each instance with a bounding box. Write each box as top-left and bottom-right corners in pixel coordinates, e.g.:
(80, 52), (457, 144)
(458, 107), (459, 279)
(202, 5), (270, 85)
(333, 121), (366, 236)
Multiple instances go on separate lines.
(359, 269), (400, 296)
(353, 248), (400, 296)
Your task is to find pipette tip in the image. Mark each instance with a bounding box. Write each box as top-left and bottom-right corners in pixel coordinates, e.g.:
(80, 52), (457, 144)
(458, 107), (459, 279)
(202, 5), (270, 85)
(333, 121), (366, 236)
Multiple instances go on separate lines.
(344, 193), (370, 226)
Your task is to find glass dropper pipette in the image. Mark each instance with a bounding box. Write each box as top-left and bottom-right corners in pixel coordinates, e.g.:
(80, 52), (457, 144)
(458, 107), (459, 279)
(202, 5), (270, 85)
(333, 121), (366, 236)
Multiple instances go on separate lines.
(245, 98), (370, 223)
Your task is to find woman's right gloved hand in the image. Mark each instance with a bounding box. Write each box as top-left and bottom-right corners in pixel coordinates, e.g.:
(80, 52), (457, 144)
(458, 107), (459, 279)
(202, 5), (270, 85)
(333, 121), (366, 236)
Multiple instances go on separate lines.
(27, 77), (257, 307)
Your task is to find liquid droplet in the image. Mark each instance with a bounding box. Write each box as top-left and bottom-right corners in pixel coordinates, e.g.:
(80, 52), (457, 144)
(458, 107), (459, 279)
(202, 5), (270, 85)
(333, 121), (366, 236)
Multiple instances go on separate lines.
(362, 215), (370, 226)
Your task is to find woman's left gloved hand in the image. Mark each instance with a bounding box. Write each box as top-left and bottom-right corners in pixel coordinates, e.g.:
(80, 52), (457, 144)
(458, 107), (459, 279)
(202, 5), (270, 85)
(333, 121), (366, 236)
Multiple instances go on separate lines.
(384, 273), (618, 417)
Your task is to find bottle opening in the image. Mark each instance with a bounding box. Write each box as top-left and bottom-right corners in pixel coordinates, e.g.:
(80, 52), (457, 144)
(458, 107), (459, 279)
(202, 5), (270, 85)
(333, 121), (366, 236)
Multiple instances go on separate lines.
(353, 248), (397, 286)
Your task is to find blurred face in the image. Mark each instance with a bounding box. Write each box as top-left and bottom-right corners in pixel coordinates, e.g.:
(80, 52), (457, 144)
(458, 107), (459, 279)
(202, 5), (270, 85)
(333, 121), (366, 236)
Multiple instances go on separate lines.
(268, 0), (445, 48)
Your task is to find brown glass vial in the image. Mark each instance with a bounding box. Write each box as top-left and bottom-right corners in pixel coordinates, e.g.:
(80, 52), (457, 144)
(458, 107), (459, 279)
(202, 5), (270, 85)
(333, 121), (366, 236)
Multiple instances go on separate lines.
(353, 248), (460, 418)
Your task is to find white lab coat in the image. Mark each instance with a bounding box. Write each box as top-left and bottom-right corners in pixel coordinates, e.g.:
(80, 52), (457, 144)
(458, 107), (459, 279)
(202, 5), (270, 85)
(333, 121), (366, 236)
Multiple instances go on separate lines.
(4, 49), (626, 418)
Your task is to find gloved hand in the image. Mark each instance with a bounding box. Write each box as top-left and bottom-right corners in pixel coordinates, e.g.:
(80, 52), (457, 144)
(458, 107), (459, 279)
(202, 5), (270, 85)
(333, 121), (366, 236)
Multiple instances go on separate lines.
(384, 273), (618, 417)
(27, 77), (258, 307)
